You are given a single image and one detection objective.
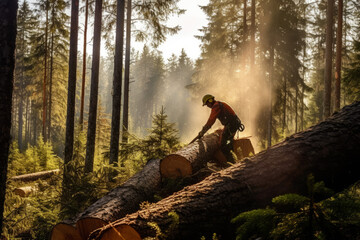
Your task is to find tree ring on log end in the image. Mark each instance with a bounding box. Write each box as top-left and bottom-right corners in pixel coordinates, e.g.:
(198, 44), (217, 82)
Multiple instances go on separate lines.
(76, 217), (108, 240)
(160, 154), (192, 178)
(50, 223), (82, 240)
(100, 225), (141, 240)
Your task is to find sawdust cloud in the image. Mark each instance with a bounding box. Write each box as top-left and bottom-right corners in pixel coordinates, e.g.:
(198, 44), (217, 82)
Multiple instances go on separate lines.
(159, 50), (271, 152)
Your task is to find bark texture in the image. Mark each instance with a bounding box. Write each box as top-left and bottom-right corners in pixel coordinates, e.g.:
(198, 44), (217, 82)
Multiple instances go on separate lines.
(323, 0), (335, 118)
(90, 101), (360, 240)
(63, 0), (79, 197)
(0, 0), (18, 235)
(51, 159), (161, 240)
(160, 131), (221, 178)
(109, 0), (125, 166)
(10, 169), (60, 182)
(85, 0), (103, 173)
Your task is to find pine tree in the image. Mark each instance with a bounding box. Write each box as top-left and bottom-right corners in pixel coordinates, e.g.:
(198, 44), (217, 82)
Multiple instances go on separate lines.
(85, 0), (103, 173)
(343, 40), (360, 102)
(143, 106), (180, 160)
(14, 0), (37, 151)
(323, 0), (335, 118)
(109, 0), (125, 169)
(63, 0), (79, 205)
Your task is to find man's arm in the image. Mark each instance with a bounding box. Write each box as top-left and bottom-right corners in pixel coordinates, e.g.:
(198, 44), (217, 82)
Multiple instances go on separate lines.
(198, 104), (220, 137)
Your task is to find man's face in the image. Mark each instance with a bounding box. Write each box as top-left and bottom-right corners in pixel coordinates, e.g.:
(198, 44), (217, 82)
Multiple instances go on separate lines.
(205, 101), (213, 108)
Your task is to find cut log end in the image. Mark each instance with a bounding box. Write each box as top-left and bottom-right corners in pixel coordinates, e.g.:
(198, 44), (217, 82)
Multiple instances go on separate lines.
(160, 154), (192, 179)
(50, 223), (82, 240)
(76, 217), (108, 240)
(13, 186), (35, 197)
(99, 225), (141, 240)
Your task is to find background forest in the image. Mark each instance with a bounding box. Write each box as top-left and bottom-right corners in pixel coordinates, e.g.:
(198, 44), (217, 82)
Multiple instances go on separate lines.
(1, 0), (360, 239)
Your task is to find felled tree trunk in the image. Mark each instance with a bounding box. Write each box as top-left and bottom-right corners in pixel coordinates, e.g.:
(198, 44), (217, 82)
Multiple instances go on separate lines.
(89, 101), (360, 240)
(10, 169), (60, 182)
(160, 131), (221, 178)
(51, 159), (162, 240)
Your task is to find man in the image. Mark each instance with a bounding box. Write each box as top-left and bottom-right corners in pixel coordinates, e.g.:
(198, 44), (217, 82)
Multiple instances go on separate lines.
(198, 94), (244, 163)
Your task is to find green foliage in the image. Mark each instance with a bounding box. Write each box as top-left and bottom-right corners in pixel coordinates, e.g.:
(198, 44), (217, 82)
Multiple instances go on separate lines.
(143, 106), (181, 160)
(231, 209), (277, 240)
(272, 194), (309, 213)
(120, 107), (181, 169)
(144, 211), (180, 240)
(8, 136), (60, 177)
(344, 40), (360, 102)
(3, 176), (61, 239)
(4, 139), (61, 239)
(60, 128), (109, 219)
(232, 178), (360, 240)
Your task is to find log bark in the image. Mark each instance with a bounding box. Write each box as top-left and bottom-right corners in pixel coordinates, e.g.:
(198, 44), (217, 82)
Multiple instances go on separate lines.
(160, 131), (221, 178)
(10, 169), (59, 182)
(51, 159), (161, 240)
(90, 101), (360, 240)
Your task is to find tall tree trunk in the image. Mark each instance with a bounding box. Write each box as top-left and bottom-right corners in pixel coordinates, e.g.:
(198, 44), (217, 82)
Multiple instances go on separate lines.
(25, 97), (29, 146)
(33, 106), (37, 145)
(323, 0), (335, 119)
(80, 0), (89, 130)
(243, 0), (247, 44)
(109, 0), (125, 167)
(295, 84), (298, 132)
(85, 0), (103, 173)
(250, 0), (255, 71)
(122, 0), (132, 143)
(18, 88), (23, 150)
(343, 0), (347, 106)
(282, 77), (286, 135)
(0, 0), (18, 235)
(63, 0), (79, 203)
(335, 0), (343, 111)
(11, 96), (16, 139)
(268, 46), (274, 148)
(48, 31), (54, 141)
(43, 1), (49, 142)
(90, 101), (360, 240)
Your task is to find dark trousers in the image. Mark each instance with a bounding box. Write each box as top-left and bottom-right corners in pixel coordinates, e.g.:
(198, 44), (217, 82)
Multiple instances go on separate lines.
(220, 122), (238, 163)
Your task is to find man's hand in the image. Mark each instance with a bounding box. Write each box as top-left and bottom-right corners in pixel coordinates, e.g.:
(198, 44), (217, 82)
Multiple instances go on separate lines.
(198, 127), (207, 138)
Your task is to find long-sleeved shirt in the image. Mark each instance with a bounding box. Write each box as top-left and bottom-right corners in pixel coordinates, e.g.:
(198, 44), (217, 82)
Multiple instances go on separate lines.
(204, 101), (237, 129)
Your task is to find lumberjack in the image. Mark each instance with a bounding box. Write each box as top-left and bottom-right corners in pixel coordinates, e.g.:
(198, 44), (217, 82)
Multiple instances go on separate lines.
(194, 94), (244, 163)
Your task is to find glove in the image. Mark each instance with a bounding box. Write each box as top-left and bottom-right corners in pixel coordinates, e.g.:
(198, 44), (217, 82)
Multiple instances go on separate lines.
(198, 126), (209, 137)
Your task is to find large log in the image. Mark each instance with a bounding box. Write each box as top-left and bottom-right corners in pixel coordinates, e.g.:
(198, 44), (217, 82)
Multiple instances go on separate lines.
(10, 169), (60, 182)
(89, 101), (360, 240)
(51, 159), (162, 240)
(160, 131), (221, 178)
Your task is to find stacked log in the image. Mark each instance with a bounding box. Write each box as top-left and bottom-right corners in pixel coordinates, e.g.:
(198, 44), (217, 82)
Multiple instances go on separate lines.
(89, 101), (360, 240)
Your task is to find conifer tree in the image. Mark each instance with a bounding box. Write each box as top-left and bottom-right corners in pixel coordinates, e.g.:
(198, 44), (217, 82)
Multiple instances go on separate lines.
(15, 0), (37, 151)
(142, 106), (180, 160)
(85, 0), (103, 173)
(63, 0), (79, 204)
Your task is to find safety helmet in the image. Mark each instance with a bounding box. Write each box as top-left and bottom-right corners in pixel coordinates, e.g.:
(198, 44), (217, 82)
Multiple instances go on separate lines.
(202, 94), (215, 106)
